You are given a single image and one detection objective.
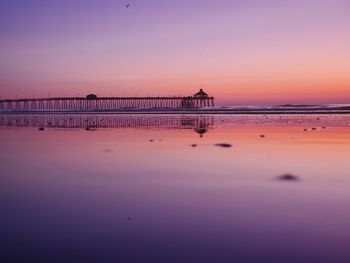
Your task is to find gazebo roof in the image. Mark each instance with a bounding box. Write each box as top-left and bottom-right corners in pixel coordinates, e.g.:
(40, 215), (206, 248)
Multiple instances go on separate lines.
(194, 89), (208, 97)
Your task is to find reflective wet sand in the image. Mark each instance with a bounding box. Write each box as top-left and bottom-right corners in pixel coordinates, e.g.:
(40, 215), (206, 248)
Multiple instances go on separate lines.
(1, 114), (350, 262)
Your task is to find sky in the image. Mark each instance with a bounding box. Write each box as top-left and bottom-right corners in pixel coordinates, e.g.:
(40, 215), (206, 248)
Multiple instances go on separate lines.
(0, 0), (349, 105)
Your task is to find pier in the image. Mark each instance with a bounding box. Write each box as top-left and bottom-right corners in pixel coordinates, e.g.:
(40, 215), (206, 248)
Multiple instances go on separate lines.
(0, 89), (214, 112)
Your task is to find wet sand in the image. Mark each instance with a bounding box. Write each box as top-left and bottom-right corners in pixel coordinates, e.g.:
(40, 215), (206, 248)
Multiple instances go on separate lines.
(1, 114), (350, 262)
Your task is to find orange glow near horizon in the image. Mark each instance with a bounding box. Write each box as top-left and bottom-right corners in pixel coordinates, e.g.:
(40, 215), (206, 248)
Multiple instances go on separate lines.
(1, 1), (349, 105)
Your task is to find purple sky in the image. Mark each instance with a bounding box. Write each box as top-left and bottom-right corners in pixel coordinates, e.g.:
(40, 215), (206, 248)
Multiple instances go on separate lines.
(1, 0), (350, 104)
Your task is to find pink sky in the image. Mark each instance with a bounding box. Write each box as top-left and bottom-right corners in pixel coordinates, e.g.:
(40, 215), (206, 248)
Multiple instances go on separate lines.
(1, 0), (349, 105)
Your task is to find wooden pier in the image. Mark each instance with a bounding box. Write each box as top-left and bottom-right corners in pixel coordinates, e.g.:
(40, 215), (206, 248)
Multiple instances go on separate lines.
(0, 89), (214, 112)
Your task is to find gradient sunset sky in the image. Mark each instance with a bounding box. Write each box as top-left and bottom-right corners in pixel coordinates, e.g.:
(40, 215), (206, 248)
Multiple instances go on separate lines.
(1, 0), (349, 105)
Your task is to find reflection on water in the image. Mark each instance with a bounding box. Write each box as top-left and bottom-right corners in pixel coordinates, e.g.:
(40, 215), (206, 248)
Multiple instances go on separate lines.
(1, 114), (350, 263)
(2, 113), (350, 130)
(0, 114), (213, 136)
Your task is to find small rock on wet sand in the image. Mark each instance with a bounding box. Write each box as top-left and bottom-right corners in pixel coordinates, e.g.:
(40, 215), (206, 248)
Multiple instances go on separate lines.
(149, 139), (154, 142)
(214, 143), (232, 148)
(38, 127), (45, 131)
(191, 144), (197, 147)
(277, 174), (299, 181)
(311, 127), (317, 130)
(260, 134), (266, 138)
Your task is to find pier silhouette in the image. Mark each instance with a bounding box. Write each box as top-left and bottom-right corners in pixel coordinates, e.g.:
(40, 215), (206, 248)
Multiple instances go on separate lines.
(0, 89), (214, 112)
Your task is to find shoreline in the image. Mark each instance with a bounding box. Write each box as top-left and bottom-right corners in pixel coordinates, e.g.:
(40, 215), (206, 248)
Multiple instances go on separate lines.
(1, 108), (350, 115)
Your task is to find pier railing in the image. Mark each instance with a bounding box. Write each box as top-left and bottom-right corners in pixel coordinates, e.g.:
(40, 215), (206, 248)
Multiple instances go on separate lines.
(0, 96), (215, 112)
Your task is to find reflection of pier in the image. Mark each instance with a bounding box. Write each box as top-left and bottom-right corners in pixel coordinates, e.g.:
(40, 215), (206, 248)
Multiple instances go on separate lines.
(0, 114), (214, 135)
(0, 89), (214, 112)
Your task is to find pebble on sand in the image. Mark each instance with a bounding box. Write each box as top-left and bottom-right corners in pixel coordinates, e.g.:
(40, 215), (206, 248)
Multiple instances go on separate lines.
(303, 128), (308, 131)
(214, 143), (232, 148)
(38, 127), (45, 131)
(311, 127), (317, 130)
(191, 144), (197, 147)
(277, 174), (299, 181)
(149, 139), (154, 142)
(260, 134), (266, 138)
